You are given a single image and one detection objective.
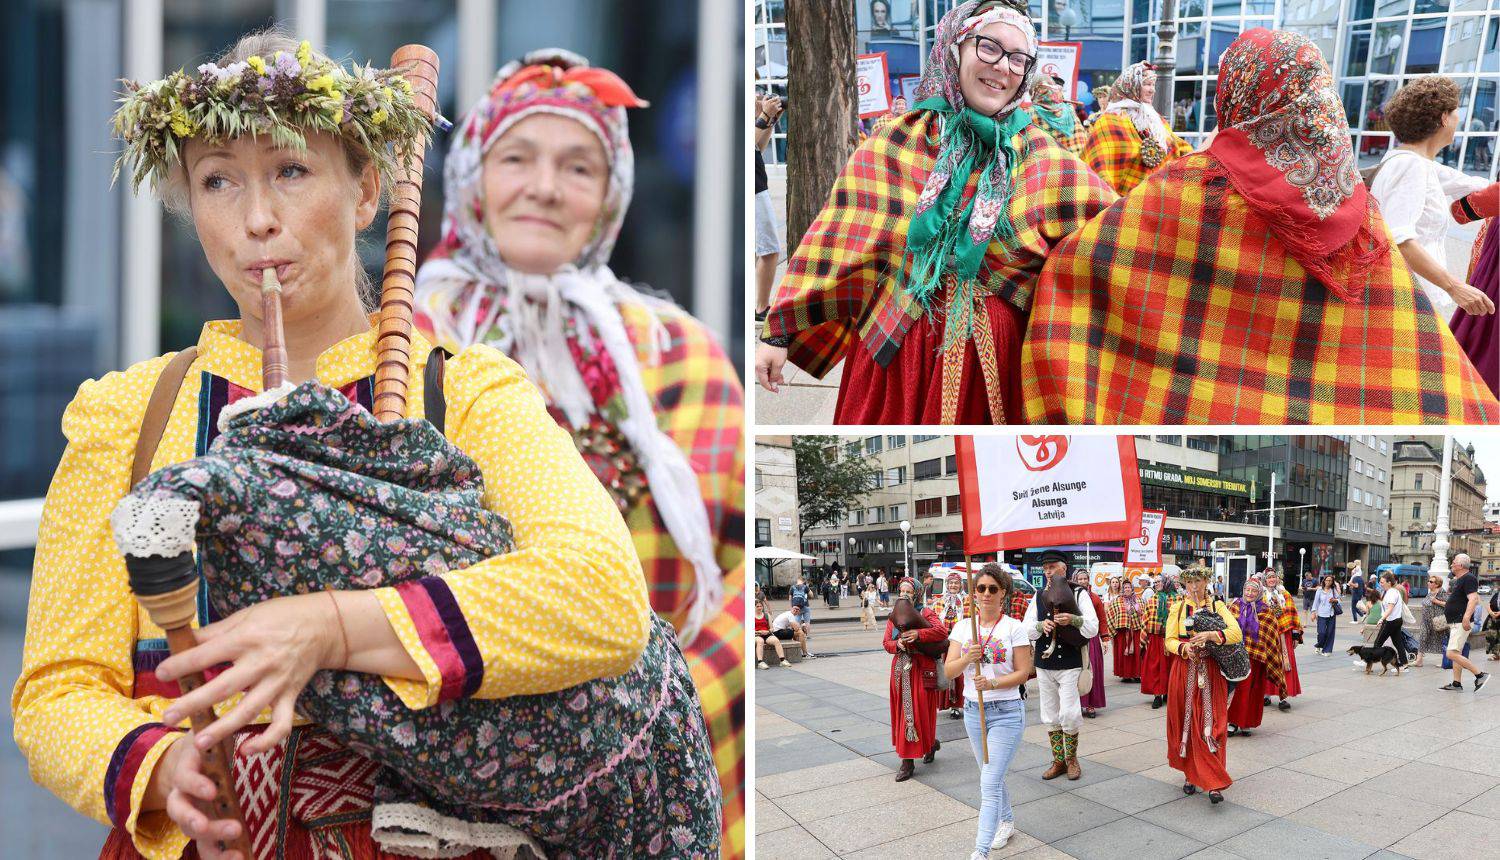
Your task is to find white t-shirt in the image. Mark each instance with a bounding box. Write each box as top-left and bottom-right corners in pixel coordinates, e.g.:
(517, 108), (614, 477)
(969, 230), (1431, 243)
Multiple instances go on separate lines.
(1381, 587), (1406, 622)
(948, 615), (1031, 703)
(771, 611), (799, 631)
(1369, 149), (1488, 321)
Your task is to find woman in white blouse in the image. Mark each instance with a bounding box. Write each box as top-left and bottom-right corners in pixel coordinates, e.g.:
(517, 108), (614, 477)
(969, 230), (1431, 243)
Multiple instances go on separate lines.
(1369, 76), (1494, 323)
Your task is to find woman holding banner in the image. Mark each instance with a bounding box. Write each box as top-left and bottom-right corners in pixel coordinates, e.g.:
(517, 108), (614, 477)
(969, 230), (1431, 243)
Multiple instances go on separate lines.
(945, 564), (1033, 858)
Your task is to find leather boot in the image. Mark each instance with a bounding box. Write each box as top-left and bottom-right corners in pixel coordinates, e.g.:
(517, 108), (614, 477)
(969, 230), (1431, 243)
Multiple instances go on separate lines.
(1063, 732), (1082, 780)
(895, 759), (915, 782)
(923, 739), (940, 763)
(1040, 729), (1067, 779)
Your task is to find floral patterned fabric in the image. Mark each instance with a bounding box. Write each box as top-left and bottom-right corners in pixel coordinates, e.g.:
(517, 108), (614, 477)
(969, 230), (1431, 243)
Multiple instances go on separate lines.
(1204, 28), (1388, 300)
(123, 382), (720, 858)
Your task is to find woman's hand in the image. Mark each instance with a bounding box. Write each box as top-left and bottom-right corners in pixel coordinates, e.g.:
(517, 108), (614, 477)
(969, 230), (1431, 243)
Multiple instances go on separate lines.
(963, 642), (984, 665)
(158, 592), (342, 756)
(1188, 631), (1218, 646)
(755, 343), (789, 392)
(148, 733), (246, 859)
(1450, 281), (1496, 315)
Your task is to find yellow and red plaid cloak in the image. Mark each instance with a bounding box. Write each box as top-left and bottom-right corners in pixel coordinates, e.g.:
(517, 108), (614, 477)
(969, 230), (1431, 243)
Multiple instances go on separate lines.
(1231, 599), (1287, 693)
(1019, 154), (1500, 424)
(762, 111), (1116, 384)
(1082, 111), (1192, 195)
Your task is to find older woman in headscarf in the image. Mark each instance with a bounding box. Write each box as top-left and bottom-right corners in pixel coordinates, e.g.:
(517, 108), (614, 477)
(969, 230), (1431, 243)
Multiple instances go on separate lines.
(412, 50), (746, 856)
(1025, 76), (1086, 156)
(1108, 577), (1146, 682)
(1081, 62), (1191, 195)
(1227, 580), (1286, 737)
(1139, 570), (1180, 708)
(933, 571), (972, 718)
(1071, 570), (1110, 718)
(1022, 29), (1497, 424)
(884, 579), (951, 781)
(755, 0), (1116, 424)
(1262, 569), (1302, 710)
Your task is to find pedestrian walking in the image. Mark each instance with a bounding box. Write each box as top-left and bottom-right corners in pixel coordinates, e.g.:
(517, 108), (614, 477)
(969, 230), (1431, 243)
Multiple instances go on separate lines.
(1438, 554), (1490, 692)
(1373, 572), (1412, 671)
(1312, 575), (1342, 655)
(886, 580), (950, 782)
(1023, 550), (1099, 781)
(934, 572), (972, 718)
(1108, 578), (1146, 682)
(1166, 566), (1243, 804)
(1417, 575), (1451, 668)
(1263, 570), (1302, 709)
(944, 564), (1033, 858)
(861, 584), (879, 630)
(1347, 562), (1366, 623)
(1140, 572), (1181, 709)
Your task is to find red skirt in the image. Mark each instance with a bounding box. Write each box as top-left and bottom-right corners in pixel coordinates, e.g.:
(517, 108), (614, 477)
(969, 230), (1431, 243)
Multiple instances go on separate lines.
(1274, 630), (1302, 698)
(889, 657), (942, 758)
(1113, 631), (1143, 678)
(1166, 655), (1232, 792)
(937, 672), (964, 711)
(1227, 660), (1269, 729)
(1140, 633), (1170, 695)
(834, 294), (1024, 424)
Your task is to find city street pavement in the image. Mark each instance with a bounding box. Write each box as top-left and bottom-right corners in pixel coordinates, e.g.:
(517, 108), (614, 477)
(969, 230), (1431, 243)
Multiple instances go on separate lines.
(1, 567), (112, 856)
(755, 601), (1500, 860)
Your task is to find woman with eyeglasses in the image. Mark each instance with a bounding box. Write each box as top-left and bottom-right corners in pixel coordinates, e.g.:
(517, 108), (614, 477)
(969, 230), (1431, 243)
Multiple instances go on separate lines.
(1081, 62), (1192, 196)
(755, 0), (1116, 424)
(944, 564), (1033, 858)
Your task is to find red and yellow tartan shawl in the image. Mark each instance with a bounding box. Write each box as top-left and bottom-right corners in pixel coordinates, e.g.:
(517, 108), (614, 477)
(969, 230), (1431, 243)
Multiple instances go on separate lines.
(1231, 599), (1286, 692)
(1140, 593), (1178, 637)
(1105, 596), (1146, 632)
(1082, 111), (1192, 195)
(762, 111), (1117, 383)
(1019, 153), (1500, 424)
(1026, 104), (1086, 156)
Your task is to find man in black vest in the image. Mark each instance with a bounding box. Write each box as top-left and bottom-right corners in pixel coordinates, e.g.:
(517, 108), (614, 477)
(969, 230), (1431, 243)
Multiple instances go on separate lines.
(1023, 549), (1099, 780)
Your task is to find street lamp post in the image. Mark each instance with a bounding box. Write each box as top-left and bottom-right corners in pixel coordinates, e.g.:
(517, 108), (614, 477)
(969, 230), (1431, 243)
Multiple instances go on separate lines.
(1152, 0), (1179, 120)
(1299, 547), (1306, 585)
(1431, 435), (1454, 578)
(900, 519), (912, 578)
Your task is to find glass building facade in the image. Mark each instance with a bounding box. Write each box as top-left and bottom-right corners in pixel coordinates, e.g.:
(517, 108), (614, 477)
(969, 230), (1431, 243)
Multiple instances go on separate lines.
(1, 0), (740, 508)
(1220, 435), (1353, 575)
(756, 0), (1500, 178)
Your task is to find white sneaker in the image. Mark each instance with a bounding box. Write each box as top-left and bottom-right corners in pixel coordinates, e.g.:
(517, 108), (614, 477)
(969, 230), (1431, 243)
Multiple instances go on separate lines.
(969, 852), (988, 860)
(757, 661), (769, 670)
(780, 659), (792, 667)
(990, 820), (1015, 849)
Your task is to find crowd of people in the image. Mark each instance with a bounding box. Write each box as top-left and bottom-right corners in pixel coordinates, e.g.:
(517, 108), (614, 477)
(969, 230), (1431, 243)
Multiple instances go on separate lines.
(821, 549), (1496, 859)
(755, 0), (1496, 424)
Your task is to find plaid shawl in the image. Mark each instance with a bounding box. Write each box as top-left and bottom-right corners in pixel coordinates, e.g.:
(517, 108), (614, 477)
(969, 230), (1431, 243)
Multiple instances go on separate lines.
(1019, 153), (1500, 423)
(1231, 598), (1286, 692)
(1026, 104), (1086, 155)
(1082, 111), (1192, 195)
(763, 112), (1116, 380)
(1140, 591), (1178, 636)
(1106, 596), (1145, 631)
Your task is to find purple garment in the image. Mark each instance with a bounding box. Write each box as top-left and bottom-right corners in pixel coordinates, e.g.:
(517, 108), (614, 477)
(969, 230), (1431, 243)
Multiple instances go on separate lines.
(1452, 220), (1497, 397)
(1081, 633), (1107, 709)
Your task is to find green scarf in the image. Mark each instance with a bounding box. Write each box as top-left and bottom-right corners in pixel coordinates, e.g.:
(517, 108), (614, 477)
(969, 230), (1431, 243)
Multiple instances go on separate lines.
(1154, 585), (1180, 629)
(902, 97), (1031, 316)
(1031, 100), (1076, 139)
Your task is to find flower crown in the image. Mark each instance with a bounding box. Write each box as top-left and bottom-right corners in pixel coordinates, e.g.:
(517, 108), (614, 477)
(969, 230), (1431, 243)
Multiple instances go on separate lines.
(111, 40), (433, 194)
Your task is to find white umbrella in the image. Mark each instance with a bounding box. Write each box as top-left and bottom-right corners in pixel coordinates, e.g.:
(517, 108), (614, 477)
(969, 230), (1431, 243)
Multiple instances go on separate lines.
(753, 545), (817, 561)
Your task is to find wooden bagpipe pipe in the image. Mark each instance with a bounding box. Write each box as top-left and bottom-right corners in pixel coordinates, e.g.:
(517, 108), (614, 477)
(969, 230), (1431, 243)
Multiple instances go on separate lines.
(118, 44), (443, 856)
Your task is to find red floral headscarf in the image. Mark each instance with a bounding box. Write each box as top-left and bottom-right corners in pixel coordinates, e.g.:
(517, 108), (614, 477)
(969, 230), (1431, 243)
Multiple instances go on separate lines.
(1206, 28), (1389, 302)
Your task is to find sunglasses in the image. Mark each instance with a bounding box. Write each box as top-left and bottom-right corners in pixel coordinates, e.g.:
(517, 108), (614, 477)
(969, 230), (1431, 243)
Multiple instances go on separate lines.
(973, 583), (1005, 595)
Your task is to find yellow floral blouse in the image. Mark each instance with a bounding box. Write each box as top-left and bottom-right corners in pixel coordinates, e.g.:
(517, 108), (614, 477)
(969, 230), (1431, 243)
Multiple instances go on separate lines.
(10, 319), (649, 859)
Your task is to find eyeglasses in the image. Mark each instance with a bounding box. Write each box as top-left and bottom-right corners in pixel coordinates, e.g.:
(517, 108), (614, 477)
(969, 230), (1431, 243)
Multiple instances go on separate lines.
(962, 34), (1036, 76)
(973, 583), (1004, 595)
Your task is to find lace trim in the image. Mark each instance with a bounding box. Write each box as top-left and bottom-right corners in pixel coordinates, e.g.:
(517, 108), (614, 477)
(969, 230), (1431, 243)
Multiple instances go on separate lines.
(370, 802), (545, 859)
(216, 382), (297, 433)
(109, 493), (199, 558)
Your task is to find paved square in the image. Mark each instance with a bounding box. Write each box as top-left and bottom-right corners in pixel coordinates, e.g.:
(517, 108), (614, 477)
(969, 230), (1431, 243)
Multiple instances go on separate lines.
(754, 605), (1499, 859)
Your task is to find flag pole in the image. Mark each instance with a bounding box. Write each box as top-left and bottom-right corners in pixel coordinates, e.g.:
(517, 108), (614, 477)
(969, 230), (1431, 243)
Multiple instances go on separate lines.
(966, 551), (989, 763)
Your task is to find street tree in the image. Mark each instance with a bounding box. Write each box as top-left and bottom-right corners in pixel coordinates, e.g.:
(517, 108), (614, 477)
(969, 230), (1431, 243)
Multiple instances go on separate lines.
(794, 436), (880, 532)
(785, 0), (857, 253)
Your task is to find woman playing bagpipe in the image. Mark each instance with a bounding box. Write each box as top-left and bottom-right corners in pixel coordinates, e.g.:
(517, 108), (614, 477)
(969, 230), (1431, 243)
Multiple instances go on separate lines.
(1165, 567), (1242, 804)
(754, 0), (1116, 424)
(410, 50), (746, 857)
(883, 580), (951, 782)
(1080, 62), (1192, 196)
(11, 32), (718, 860)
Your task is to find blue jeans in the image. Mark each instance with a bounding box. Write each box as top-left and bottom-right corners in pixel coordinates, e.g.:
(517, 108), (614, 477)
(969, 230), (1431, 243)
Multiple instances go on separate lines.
(963, 697), (1026, 856)
(1316, 615), (1336, 653)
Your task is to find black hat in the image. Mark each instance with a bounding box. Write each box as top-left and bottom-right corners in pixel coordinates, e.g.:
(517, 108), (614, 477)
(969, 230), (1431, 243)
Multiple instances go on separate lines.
(1037, 549), (1071, 567)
